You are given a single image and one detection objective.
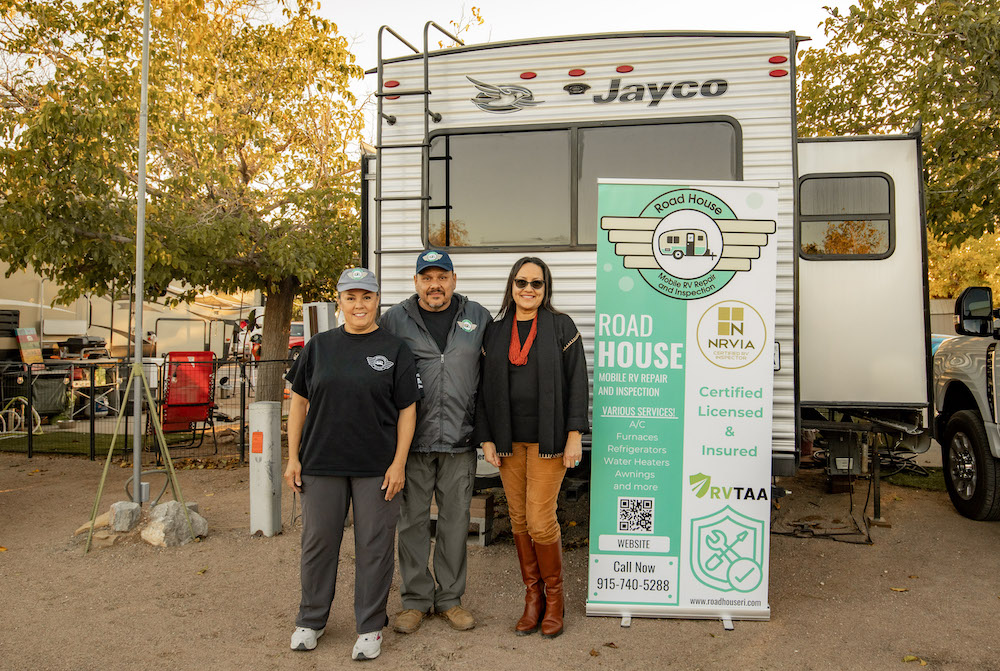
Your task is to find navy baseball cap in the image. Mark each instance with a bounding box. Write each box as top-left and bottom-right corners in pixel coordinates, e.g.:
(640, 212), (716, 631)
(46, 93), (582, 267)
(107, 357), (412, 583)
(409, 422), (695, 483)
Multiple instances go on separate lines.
(415, 250), (454, 273)
(337, 267), (379, 293)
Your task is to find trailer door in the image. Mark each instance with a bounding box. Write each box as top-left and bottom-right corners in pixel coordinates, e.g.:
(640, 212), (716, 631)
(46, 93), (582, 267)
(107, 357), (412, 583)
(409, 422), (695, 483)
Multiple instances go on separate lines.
(796, 136), (929, 408)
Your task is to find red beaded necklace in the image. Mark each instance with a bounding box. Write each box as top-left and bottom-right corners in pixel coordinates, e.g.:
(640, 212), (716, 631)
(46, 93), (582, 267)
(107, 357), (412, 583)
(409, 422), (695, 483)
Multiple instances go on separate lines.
(508, 314), (538, 366)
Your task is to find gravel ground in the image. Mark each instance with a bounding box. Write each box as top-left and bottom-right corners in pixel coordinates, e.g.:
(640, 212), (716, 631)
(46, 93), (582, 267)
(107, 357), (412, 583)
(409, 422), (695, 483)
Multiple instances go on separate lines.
(2, 451), (999, 671)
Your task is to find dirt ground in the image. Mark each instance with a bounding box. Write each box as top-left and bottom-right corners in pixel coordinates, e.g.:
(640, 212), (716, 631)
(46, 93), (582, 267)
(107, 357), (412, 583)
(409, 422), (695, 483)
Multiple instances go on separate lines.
(2, 451), (1000, 671)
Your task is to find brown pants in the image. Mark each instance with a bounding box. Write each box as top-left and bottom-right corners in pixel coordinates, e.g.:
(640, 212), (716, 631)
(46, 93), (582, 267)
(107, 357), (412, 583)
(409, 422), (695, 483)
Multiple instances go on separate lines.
(499, 442), (566, 545)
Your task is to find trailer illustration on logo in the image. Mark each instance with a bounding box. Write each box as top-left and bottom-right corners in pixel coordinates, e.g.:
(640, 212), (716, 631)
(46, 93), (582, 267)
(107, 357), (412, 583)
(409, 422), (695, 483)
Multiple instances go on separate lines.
(468, 77), (542, 113)
(690, 506), (765, 593)
(601, 188), (775, 299)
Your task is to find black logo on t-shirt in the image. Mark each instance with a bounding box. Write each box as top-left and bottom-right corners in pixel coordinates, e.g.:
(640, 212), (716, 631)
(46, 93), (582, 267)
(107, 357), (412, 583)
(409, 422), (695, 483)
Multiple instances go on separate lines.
(367, 355), (395, 371)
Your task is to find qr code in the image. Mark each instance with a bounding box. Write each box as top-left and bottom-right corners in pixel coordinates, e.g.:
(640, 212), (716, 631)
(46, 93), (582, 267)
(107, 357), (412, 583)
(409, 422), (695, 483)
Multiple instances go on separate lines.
(618, 496), (654, 533)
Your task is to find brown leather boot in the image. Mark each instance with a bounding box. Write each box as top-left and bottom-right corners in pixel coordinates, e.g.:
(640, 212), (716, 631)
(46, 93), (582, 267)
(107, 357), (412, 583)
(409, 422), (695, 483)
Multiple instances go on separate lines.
(513, 532), (544, 635)
(534, 540), (564, 638)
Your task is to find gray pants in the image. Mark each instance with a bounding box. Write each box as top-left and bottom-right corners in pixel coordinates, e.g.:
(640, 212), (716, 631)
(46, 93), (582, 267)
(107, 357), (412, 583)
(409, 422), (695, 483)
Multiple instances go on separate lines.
(397, 450), (476, 612)
(297, 474), (400, 634)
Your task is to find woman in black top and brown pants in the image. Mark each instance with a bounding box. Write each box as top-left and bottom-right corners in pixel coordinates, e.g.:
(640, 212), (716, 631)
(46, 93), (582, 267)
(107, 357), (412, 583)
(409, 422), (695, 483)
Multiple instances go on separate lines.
(476, 257), (589, 638)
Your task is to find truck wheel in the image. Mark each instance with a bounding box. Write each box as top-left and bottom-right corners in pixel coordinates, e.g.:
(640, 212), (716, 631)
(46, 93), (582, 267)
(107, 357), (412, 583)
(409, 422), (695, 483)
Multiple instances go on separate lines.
(942, 409), (1000, 521)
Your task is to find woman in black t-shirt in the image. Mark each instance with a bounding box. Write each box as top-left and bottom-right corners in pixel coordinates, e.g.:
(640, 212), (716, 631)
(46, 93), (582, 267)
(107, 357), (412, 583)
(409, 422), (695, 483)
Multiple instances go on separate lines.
(475, 257), (589, 639)
(284, 267), (419, 661)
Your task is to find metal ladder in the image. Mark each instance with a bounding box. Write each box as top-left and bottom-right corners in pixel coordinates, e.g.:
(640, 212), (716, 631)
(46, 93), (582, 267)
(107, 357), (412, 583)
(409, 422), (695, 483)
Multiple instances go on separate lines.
(373, 21), (463, 286)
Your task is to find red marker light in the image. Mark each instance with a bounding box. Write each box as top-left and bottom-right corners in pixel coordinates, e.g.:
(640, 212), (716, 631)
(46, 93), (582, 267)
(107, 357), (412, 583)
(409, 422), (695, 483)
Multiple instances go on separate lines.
(768, 56), (788, 64)
(384, 80), (400, 88)
(520, 72), (537, 79)
(769, 69), (789, 77)
(616, 65), (634, 73)
(568, 69), (586, 77)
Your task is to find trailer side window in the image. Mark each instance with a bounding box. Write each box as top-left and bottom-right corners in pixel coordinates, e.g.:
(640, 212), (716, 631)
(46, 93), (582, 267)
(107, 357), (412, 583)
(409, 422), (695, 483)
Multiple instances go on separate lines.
(428, 119), (741, 249)
(577, 122), (739, 244)
(799, 174), (894, 259)
(428, 131), (571, 247)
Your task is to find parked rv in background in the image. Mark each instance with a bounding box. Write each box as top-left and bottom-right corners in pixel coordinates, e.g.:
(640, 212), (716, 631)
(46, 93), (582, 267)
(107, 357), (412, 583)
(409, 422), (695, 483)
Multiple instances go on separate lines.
(363, 27), (932, 478)
(0, 261), (258, 360)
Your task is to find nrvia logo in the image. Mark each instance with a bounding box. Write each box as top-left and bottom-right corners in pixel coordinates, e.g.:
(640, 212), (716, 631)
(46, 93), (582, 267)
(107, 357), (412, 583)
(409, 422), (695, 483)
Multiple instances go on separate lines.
(367, 355), (395, 372)
(468, 76), (542, 114)
(457, 319), (478, 332)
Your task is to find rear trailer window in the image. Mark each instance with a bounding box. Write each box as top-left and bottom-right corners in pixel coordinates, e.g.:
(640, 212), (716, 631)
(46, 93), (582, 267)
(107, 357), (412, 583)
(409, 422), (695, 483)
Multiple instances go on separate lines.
(799, 174), (894, 259)
(428, 120), (741, 249)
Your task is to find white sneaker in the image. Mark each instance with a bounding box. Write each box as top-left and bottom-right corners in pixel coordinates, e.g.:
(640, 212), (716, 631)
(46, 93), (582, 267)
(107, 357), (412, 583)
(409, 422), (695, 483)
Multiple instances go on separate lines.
(290, 626), (324, 651)
(352, 630), (382, 661)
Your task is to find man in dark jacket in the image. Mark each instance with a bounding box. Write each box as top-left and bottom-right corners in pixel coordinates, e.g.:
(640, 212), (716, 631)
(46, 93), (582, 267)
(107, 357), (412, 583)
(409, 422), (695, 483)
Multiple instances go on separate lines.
(379, 250), (492, 634)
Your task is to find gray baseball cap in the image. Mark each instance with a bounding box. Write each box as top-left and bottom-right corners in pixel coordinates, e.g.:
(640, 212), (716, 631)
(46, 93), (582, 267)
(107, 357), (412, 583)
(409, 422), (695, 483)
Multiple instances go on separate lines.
(336, 267), (379, 293)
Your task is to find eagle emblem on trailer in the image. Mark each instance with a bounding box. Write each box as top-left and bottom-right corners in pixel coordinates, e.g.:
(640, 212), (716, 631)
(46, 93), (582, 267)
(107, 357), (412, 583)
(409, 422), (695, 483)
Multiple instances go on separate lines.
(467, 76), (543, 113)
(600, 188), (776, 300)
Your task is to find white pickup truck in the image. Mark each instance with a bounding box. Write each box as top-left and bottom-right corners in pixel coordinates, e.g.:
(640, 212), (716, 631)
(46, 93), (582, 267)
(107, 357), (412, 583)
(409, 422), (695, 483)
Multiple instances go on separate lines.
(934, 287), (1000, 520)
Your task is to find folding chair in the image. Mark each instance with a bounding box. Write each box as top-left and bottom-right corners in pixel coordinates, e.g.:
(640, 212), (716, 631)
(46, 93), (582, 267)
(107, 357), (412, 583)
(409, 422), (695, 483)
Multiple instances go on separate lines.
(148, 351), (218, 453)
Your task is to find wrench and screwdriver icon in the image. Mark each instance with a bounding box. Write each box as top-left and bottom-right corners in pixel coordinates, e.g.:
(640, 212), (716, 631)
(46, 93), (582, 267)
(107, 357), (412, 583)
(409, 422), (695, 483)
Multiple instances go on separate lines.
(704, 529), (748, 570)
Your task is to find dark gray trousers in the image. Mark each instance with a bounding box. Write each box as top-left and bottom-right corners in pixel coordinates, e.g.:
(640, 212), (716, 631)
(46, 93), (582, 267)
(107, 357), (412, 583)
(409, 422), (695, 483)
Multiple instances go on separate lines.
(297, 474), (400, 634)
(397, 450), (476, 612)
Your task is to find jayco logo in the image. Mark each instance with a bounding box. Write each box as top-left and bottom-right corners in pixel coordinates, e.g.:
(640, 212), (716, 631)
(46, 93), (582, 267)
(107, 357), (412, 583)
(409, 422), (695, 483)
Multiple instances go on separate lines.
(689, 473), (768, 501)
(457, 319), (478, 332)
(366, 355), (394, 372)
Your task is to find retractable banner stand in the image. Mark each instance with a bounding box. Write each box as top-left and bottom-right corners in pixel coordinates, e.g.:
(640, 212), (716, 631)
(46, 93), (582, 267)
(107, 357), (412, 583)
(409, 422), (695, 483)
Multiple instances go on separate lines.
(587, 179), (778, 622)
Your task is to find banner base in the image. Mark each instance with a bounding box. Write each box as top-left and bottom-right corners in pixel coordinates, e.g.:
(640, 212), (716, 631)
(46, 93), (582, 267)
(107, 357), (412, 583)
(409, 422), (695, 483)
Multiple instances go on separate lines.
(586, 602), (770, 621)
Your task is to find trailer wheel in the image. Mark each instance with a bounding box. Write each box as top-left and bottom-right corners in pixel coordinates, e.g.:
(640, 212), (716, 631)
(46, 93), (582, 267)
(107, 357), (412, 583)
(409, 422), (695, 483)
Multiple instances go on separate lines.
(942, 410), (1000, 521)
(672, 250), (683, 260)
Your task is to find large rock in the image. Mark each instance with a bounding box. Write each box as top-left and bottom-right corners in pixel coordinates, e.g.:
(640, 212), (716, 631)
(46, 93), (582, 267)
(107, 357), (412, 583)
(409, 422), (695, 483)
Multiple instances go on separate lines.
(90, 530), (119, 549)
(74, 511), (110, 536)
(141, 501), (208, 547)
(111, 501), (141, 532)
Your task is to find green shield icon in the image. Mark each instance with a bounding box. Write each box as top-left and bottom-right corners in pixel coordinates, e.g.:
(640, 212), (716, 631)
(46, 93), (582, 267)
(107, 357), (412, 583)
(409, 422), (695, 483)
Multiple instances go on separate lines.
(690, 506), (765, 592)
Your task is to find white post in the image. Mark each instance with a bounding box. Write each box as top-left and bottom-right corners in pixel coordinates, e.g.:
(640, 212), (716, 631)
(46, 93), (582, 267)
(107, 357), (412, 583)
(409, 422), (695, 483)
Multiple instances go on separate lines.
(249, 401), (282, 536)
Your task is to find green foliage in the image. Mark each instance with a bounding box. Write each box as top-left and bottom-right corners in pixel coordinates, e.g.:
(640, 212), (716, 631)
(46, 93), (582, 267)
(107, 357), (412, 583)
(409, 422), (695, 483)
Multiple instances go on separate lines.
(0, 0), (363, 304)
(798, 0), (1000, 243)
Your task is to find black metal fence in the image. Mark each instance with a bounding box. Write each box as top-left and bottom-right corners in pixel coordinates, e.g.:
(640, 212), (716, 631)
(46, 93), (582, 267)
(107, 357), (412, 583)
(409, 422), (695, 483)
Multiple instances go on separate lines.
(0, 358), (292, 465)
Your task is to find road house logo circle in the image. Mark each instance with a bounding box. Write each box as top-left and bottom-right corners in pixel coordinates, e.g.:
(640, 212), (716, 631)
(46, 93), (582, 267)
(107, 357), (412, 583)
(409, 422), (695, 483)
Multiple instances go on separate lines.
(696, 300), (767, 369)
(349, 269), (368, 280)
(366, 355), (395, 371)
(422, 251), (443, 263)
(457, 319), (478, 332)
(600, 189), (775, 300)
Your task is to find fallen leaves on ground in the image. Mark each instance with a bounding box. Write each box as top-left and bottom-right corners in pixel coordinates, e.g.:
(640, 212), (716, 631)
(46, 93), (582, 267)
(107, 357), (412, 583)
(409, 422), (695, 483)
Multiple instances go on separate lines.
(0, 546), (7, 552)
(890, 587), (909, 592)
(603, 642), (618, 648)
(902, 655), (927, 665)
(197, 567), (208, 575)
(589, 649), (599, 657)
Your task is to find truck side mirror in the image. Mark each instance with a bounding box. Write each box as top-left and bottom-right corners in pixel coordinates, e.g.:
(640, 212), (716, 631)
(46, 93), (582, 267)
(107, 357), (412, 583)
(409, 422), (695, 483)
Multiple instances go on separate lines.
(955, 286), (994, 336)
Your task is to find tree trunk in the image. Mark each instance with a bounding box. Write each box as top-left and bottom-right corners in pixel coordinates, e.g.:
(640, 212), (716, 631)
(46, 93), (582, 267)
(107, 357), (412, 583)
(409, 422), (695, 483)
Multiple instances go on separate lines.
(256, 276), (299, 402)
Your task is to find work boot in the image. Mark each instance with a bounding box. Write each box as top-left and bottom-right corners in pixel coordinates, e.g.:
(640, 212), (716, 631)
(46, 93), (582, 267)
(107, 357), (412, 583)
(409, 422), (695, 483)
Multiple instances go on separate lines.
(513, 532), (544, 635)
(393, 609), (426, 634)
(438, 605), (476, 631)
(534, 540), (564, 638)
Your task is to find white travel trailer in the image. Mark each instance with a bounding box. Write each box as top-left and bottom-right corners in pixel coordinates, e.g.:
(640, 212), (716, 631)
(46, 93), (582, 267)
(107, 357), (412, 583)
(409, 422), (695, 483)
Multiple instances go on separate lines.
(363, 27), (931, 478)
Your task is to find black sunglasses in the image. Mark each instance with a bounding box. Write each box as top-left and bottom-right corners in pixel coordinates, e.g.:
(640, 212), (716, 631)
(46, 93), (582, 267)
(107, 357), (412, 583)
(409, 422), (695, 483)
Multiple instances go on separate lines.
(513, 279), (545, 290)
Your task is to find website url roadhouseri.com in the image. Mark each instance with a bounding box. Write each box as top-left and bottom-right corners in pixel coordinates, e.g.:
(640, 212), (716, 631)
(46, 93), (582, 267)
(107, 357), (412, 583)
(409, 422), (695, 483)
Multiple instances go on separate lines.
(689, 597), (762, 607)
